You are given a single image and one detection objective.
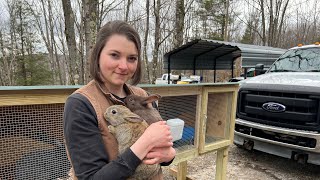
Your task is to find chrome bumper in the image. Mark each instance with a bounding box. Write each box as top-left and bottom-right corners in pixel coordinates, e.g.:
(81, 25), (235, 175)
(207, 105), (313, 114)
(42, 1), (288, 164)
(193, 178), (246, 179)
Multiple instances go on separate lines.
(234, 118), (320, 165)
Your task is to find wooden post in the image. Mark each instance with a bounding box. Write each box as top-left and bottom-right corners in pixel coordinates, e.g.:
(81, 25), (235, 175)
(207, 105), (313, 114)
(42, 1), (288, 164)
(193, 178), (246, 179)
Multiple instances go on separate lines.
(215, 147), (229, 180)
(177, 161), (188, 180)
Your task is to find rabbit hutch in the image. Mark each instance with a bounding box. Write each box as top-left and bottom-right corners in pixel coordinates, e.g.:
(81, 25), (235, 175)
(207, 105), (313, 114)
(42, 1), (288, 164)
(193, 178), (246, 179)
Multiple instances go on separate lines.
(1, 40), (244, 180)
(0, 82), (238, 180)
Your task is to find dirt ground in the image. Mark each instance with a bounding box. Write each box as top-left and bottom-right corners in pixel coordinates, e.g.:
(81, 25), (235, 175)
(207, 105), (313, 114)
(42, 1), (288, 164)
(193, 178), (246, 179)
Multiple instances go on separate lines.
(162, 144), (320, 180)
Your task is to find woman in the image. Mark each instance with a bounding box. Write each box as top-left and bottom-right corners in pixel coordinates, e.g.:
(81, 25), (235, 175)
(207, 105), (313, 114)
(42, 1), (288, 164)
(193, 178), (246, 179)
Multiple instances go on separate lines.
(63, 20), (175, 180)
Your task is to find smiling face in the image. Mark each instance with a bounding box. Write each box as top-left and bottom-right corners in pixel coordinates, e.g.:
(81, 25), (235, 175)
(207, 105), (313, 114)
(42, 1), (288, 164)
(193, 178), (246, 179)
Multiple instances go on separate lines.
(99, 34), (138, 88)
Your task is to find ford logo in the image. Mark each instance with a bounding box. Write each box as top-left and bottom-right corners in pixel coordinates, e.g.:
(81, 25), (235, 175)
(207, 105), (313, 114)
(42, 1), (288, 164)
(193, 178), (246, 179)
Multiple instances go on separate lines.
(262, 102), (286, 113)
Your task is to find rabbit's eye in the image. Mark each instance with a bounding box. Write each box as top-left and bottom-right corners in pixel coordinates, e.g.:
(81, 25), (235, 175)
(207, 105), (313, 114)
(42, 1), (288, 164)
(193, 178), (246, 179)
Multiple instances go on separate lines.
(129, 98), (133, 102)
(111, 110), (117, 114)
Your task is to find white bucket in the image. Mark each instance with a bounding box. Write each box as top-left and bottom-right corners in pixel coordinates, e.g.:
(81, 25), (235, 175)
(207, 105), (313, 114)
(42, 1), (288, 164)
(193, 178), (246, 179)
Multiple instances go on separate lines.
(166, 118), (185, 142)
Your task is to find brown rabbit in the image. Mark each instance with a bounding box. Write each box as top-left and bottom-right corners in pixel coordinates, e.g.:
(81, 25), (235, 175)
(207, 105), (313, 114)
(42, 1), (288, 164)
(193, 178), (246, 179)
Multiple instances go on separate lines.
(124, 94), (163, 125)
(104, 105), (160, 180)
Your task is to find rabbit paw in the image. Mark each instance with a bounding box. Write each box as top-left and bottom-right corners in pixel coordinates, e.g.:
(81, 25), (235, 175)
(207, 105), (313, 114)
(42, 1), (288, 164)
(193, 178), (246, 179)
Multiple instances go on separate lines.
(108, 125), (115, 134)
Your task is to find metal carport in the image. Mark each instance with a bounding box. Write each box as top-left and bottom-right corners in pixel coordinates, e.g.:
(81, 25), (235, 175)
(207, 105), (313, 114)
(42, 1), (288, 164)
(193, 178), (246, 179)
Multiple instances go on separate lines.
(163, 39), (286, 83)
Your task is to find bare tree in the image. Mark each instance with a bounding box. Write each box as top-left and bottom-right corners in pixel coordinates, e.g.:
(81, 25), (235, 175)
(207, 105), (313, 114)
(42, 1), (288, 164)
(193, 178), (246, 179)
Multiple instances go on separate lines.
(125, 0), (133, 22)
(143, 0), (151, 83)
(259, 0), (266, 45)
(62, 0), (78, 85)
(17, 2), (27, 85)
(255, 0), (290, 46)
(267, 0), (290, 46)
(174, 0), (185, 48)
(28, 0), (64, 84)
(56, 14), (71, 83)
(223, 0), (230, 41)
(49, 1), (65, 84)
(82, 0), (98, 83)
(6, 0), (19, 85)
(151, 0), (161, 83)
(97, 0), (123, 29)
(0, 30), (7, 85)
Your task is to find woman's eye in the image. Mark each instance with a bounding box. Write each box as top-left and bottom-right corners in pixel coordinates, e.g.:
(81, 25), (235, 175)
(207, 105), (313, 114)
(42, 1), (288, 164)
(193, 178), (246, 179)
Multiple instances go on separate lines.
(128, 56), (137, 62)
(110, 53), (119, 59)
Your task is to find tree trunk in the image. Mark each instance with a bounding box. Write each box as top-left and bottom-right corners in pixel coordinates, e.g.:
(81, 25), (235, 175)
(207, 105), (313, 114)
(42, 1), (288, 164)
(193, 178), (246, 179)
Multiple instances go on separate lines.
(83, 0), (98, 83)
(152, 0), (161, 83)
(35, 0), (63, 85)
(223, 0), (229, 41)
(125, 0), (133, 22)
(143, 0), (151, 83)
(62, 0), (78, 85)
(18, 4), (27, 85)
(275, 0), (290, 47)
(0, 30), (5, 85)
(259, 0), (266, 45)
(48, 0), (63, 84)
(268, 0), (274, 46)
(8, 2), (17, 86)
(174, 0), (184, 48)
(39, 0), (56, 83)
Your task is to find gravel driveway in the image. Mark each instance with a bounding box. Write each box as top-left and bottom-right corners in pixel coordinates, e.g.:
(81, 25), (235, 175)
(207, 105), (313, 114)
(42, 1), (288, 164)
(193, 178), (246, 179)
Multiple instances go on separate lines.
(163, 144), (320, 180)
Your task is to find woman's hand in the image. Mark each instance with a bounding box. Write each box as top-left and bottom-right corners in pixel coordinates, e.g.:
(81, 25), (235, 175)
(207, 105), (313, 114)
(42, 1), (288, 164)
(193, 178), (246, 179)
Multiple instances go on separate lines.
(130, 121), (173, 160)
(143, 146), (176, 165)
(143, 121), (173, 148)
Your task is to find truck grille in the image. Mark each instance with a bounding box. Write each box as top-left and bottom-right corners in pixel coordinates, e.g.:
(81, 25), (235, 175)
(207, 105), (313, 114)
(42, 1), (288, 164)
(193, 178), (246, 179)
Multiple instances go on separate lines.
(237, 89), (320, 131)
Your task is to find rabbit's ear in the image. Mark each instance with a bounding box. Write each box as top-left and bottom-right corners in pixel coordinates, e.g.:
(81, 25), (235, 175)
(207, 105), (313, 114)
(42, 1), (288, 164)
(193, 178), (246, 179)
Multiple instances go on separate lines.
(125, 114), (144, 123)
(142, 94), (161, 105)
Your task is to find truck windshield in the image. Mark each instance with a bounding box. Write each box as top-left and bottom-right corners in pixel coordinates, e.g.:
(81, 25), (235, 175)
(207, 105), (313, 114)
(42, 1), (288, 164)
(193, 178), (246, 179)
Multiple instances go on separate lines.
(268, 47), (320, 72)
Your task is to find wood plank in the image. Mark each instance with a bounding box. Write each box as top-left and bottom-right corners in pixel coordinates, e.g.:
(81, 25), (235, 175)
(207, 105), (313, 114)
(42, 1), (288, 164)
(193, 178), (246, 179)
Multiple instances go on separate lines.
(194, 94), (202, 148)
(207, 93), (228, 139)
(143, 86), (201, 97)
(0, 94), (70, 106)
(177, 161), (188, 180)
(224, 93), (232, 139)
(170, 167), (193, 180)
(0, 89), (75, 106)
(203, 140), (231, 152)
(173, 149), (198, 164)
(198, 87), (208, 153)
(229, 91), (238, 142)
(205, 85), (239, 93)
(215, 148), (229, 180)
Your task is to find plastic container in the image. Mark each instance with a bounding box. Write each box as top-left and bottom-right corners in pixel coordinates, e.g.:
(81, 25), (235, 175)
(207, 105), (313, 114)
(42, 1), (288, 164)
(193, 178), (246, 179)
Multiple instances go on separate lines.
(166, 118), (185, 142)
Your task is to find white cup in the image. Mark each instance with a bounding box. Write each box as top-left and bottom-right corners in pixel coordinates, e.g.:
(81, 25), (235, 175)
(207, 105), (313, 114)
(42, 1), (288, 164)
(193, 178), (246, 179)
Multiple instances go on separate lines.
(167, 118), (184, 142)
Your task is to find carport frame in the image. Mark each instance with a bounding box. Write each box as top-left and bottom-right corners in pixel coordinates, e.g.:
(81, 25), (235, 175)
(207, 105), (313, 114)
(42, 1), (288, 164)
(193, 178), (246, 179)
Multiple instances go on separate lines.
(163, 39), (286, 83)
(164, 39), (242, 83)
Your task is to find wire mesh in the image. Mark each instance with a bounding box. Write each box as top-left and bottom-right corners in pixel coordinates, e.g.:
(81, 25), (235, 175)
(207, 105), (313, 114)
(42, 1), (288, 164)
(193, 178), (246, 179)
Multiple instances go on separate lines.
(158, 95), (197, 152)
(0, 94), (198, 179)
(0, 104), (70, 180)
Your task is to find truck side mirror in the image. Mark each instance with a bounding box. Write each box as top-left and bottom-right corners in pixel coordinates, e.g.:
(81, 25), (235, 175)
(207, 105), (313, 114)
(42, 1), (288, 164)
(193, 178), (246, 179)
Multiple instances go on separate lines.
(254, 64), (265, 76)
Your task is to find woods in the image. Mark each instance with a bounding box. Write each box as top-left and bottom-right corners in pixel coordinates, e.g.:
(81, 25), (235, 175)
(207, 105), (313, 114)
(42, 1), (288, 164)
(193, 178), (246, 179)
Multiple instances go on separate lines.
(0, 0), (319, 86)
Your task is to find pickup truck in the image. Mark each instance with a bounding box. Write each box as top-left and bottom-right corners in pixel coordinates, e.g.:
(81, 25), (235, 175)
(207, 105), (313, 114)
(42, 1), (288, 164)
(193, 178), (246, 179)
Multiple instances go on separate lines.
(234, 43), (320, 165)
(155, 74), (180, 84)
(155, 74), (201, 84)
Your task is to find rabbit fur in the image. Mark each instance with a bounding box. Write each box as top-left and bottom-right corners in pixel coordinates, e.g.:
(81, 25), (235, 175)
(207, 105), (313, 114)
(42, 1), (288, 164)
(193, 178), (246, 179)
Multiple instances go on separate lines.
(104, 105), (160, 180)
(124, 94), (163, 125)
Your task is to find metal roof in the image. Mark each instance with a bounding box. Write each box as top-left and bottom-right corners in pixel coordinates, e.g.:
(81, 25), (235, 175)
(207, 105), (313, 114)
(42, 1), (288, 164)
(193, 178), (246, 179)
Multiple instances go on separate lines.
(163, 39), (287, 70)
(163, 39), (241, 71)
(212, 40), (287, 68)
